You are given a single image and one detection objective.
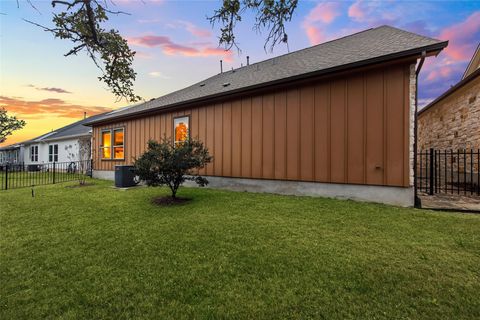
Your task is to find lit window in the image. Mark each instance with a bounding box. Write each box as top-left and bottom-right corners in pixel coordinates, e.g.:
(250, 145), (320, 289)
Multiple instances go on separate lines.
(101, 128), (125, 160)
(174, 116), (190, 145)
(101, 130), (112, 159)
(49, 144), (58, 162)
(113, 129), (124, 160)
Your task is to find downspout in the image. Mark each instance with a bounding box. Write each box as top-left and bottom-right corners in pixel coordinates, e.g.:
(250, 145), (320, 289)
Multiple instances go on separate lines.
(414, 51), (426, 208)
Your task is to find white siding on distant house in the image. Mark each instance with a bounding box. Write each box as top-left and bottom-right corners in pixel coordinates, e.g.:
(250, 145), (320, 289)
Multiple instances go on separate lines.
(23, 138), (84, 164)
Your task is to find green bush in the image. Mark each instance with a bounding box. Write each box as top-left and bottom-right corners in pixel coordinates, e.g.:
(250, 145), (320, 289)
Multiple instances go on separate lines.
(134, 138), (212, 198)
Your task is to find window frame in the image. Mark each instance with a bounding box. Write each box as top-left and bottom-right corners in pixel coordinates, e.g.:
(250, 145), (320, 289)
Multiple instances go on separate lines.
(49, 144), (59, 162)
(30, 145), (38, 162)
(100, 127), (125, 161)
(173, 115), (191, 146)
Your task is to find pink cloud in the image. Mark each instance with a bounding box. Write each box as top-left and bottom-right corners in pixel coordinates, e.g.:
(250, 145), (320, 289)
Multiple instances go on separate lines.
(348, 0), (365, 21)
(0, 96), (110, 119)
(177, 21), (212, 38)
(302, 2), (341, 45)
(127, 35), (232, 61)
(304, 26), (325, 45)
(422, 11), (480, 84)
(128, 35), (170, 47)
(439, 11), (480, 61)
(425, 64), (457, 81)
(305, 2), (341, 24)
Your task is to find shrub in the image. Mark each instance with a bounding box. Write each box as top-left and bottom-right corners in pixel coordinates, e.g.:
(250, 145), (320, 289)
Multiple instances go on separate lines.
(134, 138), (212, 198)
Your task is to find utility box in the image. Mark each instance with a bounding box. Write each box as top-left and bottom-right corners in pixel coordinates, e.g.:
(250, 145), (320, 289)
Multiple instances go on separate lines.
(27, 164), (41, 172)
(115, 165), (138, 188)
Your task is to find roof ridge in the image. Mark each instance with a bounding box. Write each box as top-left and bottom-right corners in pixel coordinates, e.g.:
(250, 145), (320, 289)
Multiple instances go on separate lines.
(376, 24), (443, 44)
(237, 26), (376, 71)
(144, 27), (378, 104)
(85, 25), (448, 125)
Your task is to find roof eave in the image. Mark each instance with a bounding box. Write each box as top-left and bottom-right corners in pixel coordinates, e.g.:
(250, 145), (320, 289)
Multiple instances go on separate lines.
(418, 67), (480, 116)
(41, 133), (91, 142)
(86, 41), (448, 126)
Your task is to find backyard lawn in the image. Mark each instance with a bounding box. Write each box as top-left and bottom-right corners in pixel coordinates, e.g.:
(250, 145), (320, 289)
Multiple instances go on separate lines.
(0, 179), (479, 319)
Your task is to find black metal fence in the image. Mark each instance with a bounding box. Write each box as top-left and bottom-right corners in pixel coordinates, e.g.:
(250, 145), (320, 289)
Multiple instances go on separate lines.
(417, 149), (479, 196)
(0, 160), (92, 191)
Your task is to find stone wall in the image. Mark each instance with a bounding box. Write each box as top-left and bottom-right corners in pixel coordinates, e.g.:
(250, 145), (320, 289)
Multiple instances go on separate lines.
(409, 64), (416, 186)
(418, 75), (480, 151)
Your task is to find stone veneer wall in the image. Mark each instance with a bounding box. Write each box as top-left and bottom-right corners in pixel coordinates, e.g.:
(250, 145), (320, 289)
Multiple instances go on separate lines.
(409, 64), (416, 186)
(418, 75), (480, 151)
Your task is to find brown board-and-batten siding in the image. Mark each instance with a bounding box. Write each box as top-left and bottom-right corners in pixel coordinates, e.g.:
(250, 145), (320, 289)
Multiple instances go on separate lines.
(92, 61), (413, 187)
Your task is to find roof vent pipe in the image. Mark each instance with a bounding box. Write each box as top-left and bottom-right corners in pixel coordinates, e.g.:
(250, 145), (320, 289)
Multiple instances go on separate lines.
(84, 112), (87, 119)
(220, 60), (223, 73)
(247, 56), (250, 66)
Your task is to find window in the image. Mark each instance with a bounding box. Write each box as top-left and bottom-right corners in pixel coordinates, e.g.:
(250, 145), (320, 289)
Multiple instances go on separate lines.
(101, 128), (124, 160)
(49, 144), (59, 162)
(113, 129), (124, 159)
(173, 116), (190, 145)
(30, 145), (38, 162)
(101, 130), (112, 159)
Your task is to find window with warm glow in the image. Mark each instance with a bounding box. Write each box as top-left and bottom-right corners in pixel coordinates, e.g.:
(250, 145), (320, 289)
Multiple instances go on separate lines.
(101, 130), (112, 159)
(174, 116), (189, 145)
(113, 129), (124, 159)
(101, 128), (125, 160)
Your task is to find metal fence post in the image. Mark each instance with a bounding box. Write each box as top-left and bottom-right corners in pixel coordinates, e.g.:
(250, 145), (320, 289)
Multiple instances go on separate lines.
(429, 148), (434, 195)
(90, 159), (93, 177)
(4, 164), (8, 190)
(53, 162), (56, 184)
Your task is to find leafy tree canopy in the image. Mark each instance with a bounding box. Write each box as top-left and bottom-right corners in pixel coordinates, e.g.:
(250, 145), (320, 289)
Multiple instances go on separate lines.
(134, 138), (212, 198)
(0, 107), (26, 144)
(20, 0), (298, 102)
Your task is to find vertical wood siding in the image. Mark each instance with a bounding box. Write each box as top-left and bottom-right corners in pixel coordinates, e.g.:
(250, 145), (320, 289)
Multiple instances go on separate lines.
(93, 62), (412, 187)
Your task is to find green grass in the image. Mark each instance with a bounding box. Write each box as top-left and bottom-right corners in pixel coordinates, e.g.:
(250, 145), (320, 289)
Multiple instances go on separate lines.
(1, 180), (479, 319)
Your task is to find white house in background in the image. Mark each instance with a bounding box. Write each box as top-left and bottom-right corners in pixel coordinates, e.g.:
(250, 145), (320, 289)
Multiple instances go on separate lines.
(23, 114), (107, 165)
(0, 114), (105, 167)
(0, 143), (25, 164)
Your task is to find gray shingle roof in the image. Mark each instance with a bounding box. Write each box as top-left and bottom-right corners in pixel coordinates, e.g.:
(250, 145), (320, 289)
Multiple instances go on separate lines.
(87, 25), (447, 125)
(22, 113), (107, 145)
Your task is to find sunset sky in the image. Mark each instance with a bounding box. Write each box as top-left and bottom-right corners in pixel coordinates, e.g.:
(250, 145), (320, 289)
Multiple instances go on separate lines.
(1, 0), (479, 147)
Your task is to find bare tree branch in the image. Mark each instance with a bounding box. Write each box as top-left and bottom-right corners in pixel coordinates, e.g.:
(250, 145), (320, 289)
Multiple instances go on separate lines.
(25, 0), (141, 102)
(209, 0), (298, 52)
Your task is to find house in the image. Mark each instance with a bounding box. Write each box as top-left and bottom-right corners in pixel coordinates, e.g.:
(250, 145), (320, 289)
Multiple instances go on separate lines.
(20, 114), (104, 166)
(85, 26), (447, 207)
(418, 44), (479, 151)
(0, 143), (25, 165)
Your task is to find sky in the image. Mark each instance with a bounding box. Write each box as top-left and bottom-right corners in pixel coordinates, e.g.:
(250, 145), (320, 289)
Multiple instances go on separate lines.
(1, 0), (479, 146)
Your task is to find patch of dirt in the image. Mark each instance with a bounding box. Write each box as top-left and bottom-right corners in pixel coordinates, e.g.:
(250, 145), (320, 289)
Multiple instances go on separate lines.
(65, 182), (95, 188)
(152, 196), (192, 206)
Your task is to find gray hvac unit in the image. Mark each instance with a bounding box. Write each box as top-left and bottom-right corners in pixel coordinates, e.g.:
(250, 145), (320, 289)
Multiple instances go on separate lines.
(115, 165), (138, 188)
(28, 164), (41, 172)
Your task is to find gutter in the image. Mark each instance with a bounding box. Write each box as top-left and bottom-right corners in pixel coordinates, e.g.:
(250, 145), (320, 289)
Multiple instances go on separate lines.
(85, 41), (448, 126)
(414, 51), (426, 208)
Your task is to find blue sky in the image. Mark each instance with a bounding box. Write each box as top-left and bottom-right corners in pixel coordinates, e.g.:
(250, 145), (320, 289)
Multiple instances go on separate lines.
(1, 0), (479, 145)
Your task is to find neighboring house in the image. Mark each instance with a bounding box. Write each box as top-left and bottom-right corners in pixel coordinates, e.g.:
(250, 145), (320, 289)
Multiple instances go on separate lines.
(0, 143), (25, 165)
(22, 114), (104, 165)
(86, 26), (447, 207)
(418, 44), (480, 151)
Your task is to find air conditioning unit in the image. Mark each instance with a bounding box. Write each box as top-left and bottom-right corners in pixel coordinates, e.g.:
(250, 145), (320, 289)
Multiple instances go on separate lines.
(114, 165), (139, 188)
